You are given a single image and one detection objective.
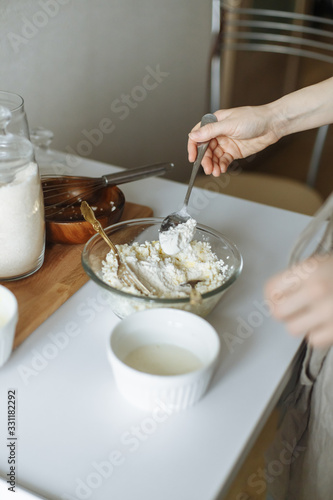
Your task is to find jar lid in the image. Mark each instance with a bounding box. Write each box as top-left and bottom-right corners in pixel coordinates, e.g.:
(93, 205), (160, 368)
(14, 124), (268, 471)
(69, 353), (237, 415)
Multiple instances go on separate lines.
(30, 126), (54, 148)
(0, 106), (34, 182)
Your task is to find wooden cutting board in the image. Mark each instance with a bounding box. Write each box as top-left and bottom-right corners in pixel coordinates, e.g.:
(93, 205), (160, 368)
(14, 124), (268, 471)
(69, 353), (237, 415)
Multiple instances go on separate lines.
(2, 202), (153, 349)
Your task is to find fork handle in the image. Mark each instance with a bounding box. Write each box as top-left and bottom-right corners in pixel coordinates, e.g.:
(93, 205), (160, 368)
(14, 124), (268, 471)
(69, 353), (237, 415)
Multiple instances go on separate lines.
(97, 224), (119, 257)
(81, 201), (120, 264)
(183, 113), (217, 209)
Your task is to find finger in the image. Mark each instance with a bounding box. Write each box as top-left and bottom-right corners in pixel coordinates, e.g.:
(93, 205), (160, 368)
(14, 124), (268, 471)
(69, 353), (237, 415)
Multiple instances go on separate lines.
(212, 161), (222, 177)
(188, 121), (203, 162)
(289, 296), (333, 337)
(202, 147), (226, 177)
(265, 268), (302, 300)
(189, 121), (202, 133)
(188, 139), (197, 163)
(201, 154), (214, 175)
(219, 152), (234, 173)
(265, 271), (307, 317)
(271, 278), (331, 320)
(188, 120), (222, 143)
(207, 151), (234, 177)
(200, 140), (218, 174)
(217, 136), (243, 161)
(265, 256), (322, 299)
(205, 143), (232, 175)
(271, 290), (310, 321)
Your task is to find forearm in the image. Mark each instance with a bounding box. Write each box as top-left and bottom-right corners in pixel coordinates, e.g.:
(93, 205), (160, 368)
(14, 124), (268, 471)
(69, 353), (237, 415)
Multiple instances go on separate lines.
(267, 77), (333, 139)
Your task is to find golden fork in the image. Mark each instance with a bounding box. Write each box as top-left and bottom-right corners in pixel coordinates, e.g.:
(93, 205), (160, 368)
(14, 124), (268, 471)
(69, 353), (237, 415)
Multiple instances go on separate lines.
(80, 201), (152, 296)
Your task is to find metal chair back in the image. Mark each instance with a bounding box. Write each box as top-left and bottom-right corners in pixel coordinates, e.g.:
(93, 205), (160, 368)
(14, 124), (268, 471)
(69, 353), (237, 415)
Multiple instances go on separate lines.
(210, 2), (333, 187)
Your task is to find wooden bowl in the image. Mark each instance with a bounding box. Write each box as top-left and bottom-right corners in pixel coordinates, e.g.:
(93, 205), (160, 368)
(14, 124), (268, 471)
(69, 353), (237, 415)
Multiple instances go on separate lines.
(43, 183), (126, 245)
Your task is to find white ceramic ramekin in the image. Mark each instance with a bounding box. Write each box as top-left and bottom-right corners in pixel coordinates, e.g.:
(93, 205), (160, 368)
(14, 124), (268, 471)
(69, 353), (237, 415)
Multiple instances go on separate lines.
(0, 285), (18, 368)
(107, 308), (220, 411)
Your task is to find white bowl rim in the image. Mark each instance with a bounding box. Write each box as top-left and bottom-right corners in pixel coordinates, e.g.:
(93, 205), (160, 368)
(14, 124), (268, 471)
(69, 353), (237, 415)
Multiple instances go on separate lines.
(107, 308), (221, 381)
(82, 217), (243, 303)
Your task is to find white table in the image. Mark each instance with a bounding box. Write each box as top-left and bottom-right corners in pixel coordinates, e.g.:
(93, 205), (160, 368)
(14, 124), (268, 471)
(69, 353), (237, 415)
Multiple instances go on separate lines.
(0, 156), (308, 500)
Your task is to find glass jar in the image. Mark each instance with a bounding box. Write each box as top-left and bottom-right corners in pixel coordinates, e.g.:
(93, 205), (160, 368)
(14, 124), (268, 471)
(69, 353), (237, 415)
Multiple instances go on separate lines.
(0, 106), (45, 281)
(0, 90), (30, 138)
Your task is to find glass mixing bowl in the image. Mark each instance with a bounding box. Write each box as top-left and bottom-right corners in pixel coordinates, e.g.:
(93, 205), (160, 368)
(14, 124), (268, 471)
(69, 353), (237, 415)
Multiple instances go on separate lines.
(81, 217), (243, 319)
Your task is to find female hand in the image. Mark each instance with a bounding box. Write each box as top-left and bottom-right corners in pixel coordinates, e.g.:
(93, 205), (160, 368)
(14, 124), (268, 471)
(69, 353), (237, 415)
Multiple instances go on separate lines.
(188, 105), (281, 177)
(264, 255), (333, 348)
(188, 78), (333, 177)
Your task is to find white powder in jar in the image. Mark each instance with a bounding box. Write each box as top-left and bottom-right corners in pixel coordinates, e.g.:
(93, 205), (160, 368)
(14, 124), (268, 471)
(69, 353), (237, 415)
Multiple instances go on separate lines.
(102, 239), (229, 298)
(0, 162), (45, 278)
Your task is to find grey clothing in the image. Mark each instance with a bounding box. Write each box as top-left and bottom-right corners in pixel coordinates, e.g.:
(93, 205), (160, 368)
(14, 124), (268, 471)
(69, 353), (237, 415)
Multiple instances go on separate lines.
(266, 193), (333, 500)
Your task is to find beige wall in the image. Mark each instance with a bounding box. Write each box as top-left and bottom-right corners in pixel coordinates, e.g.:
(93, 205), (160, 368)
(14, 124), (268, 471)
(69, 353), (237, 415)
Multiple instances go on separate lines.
(0, 0), (213, 182)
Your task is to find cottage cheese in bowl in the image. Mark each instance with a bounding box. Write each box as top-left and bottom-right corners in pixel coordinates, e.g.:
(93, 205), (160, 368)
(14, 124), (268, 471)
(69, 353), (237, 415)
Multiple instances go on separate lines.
(101, 239), (229, 299)
(159, 218), (197, 255)
(81, 217), (243, 319)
